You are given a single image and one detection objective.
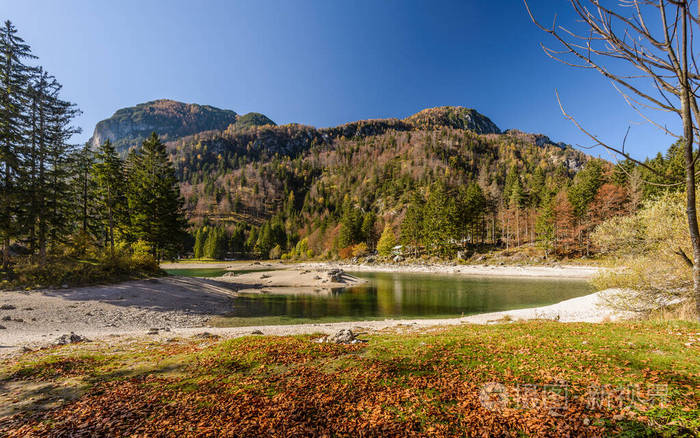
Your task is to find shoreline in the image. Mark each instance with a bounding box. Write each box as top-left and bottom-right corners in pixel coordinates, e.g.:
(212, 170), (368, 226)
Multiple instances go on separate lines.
(0, 262), (610, 359)
(161, 260), (603, 280)
(300, 261), (602, 279)
(0, 289), (627, 360)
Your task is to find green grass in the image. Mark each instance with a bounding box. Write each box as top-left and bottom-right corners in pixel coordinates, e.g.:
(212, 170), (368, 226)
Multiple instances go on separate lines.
(1, 321), (698, 436)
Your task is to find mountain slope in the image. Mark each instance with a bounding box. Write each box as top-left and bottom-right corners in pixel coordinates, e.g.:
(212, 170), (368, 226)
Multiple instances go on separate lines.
(89, 99), (275, 153)
(165, 106), (589, 229)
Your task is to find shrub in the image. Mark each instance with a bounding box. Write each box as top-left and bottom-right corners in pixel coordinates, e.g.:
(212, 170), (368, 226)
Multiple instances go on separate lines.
(2, 250), (163, 291)
(591, 191), (695, 317)
(352, 242), (368, 257)
(269, 245), (282, 260)
(338, 246), (354, 259)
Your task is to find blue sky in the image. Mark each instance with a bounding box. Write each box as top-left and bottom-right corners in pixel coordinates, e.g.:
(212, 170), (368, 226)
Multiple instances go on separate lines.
(2, 0), (680, 161)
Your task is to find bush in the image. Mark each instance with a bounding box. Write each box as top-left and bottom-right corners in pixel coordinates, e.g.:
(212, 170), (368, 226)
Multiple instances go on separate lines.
(1, 250), (163, 291)
(269, 245), (282, 260)
(352, 242), (369, 257)
(338, 246), (354, 259)
(591, 191), (695, 317)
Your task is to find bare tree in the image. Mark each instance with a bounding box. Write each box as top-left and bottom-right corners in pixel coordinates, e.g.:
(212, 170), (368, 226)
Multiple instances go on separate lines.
(525, 0), (700, 319)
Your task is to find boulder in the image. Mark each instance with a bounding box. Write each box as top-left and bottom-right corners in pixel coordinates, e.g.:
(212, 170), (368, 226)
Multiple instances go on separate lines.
(316, 329), (366, 344)
(55, 332), (89, 345)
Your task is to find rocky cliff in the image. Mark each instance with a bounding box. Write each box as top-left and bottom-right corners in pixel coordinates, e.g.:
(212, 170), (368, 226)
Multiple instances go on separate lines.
(89, 99), (275, 153)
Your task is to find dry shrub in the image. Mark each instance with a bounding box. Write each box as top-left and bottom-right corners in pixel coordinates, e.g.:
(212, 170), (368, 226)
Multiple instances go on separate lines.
(591, 191), (695, 319)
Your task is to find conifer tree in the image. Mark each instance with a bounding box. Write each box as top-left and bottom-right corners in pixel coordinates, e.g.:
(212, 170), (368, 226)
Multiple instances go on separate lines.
(127, 133), (187, 260)
(93, 140), (126, 251)
(193, 228), (206, 259)
(400, 193), (424, 250)
(0, 20), (35, 269)
(70, 144), (99, 251)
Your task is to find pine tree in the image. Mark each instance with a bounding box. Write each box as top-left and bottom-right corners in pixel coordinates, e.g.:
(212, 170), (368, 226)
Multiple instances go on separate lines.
(92, 140), (126, 251)
(535, 193), (555, 258)
(400, 193), (424, 250)
(0, 20), (35, 269)
(193, 228), (206, 259)
(127, 133), (187, 260)
(422, 182), (458, 255)
(25, 68), (79, 261)
(71, 144), (99, 243)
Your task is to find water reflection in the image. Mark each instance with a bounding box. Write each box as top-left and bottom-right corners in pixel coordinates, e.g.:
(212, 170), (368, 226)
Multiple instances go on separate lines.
(227, 272), (592, 320)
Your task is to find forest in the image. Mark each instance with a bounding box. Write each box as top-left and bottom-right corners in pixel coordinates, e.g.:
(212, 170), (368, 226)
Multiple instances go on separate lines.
(177, 116), (684, 265)
(0, 21), (186, 288)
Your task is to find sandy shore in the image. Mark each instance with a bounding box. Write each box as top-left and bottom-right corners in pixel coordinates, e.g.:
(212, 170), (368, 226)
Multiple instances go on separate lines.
(300, 261), (602, 279)
(0, 262), (618, 359)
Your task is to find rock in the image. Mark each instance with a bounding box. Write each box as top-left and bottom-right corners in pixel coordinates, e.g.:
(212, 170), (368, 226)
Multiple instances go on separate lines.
(0, 324), (5, 329)
(393, 255), (403, 263)
(14, 318), (23, 323)
(61, 284), (69, 289)
(146, 278), (159, 284)
(147, 328), (159, 335)
(55, 332), (89, 345)
(194, 332), (220, 339)
(1, 316), (10, 321)
(251, 330), (264, 335)
(366, 256), (376, 263)
(0, 304), (16, 310)
(260, 274), (270, 279)
(317, 329), (366, 344)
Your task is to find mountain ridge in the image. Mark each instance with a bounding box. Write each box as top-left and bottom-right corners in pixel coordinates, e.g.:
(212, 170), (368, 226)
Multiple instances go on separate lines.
(89, 99), (276, 153)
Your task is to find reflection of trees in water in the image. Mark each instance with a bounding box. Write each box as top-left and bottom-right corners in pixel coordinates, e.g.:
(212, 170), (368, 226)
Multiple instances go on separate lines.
(231, 275), (591, 319)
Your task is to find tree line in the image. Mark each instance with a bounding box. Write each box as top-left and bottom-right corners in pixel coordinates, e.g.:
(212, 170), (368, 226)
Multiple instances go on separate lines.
(0, 20), (186, 278)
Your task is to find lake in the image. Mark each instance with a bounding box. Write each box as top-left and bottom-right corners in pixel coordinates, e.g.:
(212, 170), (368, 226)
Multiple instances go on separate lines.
(203, 271), (593, 326)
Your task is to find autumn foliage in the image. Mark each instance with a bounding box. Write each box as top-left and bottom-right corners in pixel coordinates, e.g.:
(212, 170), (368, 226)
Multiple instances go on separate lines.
(1, 322), (697, 437)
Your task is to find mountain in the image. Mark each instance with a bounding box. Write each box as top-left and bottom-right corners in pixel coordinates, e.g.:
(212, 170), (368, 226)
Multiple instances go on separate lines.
(90, 102), (596, 258)
(89, 99), (275, 153)
(404, 106), (501, 133)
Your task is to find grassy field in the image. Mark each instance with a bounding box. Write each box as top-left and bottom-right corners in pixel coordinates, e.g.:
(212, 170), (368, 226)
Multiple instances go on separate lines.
(1, 321), (698, 437)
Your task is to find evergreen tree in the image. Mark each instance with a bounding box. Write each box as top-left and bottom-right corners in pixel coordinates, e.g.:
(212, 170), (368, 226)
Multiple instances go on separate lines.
(70, 144), (99, 251)
(0, 20), (35, 269)
(337, 196), (362, 248)
(25, 68), (79, 261)
(535, 193), (556, 258)
(400, 193), (424, 249)
(422, 182), (458, 255)
(127, 133), (187, 260)
(193, 228), (205, 259)
(360, 211), (376, 247)
(92, 140), (124, 251)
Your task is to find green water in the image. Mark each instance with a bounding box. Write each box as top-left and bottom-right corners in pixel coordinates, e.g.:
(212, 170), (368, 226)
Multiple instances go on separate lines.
(214, 271), (592, 324)
(165, 268), (229, 277)
(164, 267), (276, 278)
